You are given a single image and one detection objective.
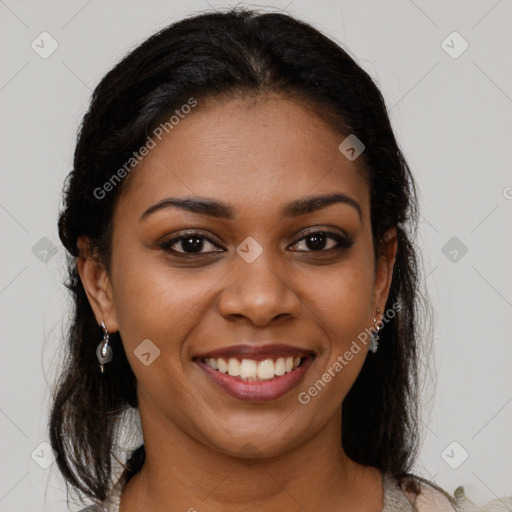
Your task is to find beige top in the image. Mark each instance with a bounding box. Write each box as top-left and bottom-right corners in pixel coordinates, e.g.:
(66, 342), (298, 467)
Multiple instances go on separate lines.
(80, 472), (512, 511)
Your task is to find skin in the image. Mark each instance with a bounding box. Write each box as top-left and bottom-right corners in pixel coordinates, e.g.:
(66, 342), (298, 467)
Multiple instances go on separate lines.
(78, 93), (397, 511)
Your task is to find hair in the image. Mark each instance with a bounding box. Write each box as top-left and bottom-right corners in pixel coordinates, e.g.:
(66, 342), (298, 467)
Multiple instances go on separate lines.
(50, 6), (440, 506)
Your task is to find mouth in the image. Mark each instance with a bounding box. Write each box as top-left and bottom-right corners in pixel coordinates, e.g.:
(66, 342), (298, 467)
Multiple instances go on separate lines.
(193, 344), (315, 402)
(201, 355), (306, 381)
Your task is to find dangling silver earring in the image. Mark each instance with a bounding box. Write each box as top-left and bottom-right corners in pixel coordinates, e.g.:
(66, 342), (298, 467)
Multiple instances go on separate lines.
(96, 321), (113, 373)
(369, 308), (382, 354)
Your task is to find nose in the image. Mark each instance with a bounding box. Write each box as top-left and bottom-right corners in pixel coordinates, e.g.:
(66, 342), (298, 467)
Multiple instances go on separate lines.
(218, 251), (302, 327)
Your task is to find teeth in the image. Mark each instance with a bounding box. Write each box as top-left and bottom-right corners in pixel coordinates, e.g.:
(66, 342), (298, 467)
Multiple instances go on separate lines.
(275, 357), (286, 376)
(240, 359), (257, 379)
(217, 358), (228, 373)
(227, 358), (240, 376)
(204, 356), (303, 381)
(257, 359), (275, 380)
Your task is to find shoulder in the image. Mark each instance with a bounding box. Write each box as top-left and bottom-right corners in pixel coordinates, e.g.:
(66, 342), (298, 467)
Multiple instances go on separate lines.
(399, 476), (458, 511)
(382, 472), (455, 511)
(396, 474), (512, 512)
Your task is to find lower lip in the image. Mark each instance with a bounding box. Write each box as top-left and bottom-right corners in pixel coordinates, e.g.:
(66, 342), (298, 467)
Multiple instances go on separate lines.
(195, 356), (314, 402)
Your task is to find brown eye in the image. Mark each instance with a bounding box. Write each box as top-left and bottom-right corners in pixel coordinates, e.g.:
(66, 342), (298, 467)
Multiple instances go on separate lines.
(159, 232), (223, 255)
(289, 230), (354, 252)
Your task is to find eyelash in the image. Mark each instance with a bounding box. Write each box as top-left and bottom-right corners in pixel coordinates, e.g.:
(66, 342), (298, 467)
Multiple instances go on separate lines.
(158, 229), (354, 256)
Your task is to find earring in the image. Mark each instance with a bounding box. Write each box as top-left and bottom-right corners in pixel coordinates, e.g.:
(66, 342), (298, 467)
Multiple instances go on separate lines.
(369, 308), (382, 354)
(96, 321), (113, 373)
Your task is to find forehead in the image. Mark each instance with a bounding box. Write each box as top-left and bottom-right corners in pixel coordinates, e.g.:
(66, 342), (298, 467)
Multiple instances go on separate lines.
(116, 94), (370, 222)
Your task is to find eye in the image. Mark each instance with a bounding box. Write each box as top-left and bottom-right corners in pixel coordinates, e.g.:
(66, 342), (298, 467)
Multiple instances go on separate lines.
(289, 230), (354, 252)
(158, 231), (223, 255)
(158, 229), (353, 257)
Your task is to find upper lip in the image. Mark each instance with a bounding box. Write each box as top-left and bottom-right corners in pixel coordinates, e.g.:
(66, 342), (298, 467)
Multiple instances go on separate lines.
(194, 344), (315, 361)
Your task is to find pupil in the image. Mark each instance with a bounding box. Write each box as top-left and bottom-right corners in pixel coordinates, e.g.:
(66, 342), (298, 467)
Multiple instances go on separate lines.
(306, 233), (326, 250)
(183, 237), (203, 252)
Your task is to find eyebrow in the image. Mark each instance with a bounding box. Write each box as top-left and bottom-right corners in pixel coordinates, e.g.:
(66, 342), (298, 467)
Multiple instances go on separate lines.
(139, 192), (362, 222)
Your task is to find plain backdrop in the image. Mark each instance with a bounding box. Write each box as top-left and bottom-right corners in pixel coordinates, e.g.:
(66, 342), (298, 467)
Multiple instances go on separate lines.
(1, 0), (511, 510)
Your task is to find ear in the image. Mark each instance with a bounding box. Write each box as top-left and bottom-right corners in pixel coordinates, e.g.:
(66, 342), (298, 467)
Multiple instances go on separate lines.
(76, 236), (119, 332)
(372, 227), (398, 314)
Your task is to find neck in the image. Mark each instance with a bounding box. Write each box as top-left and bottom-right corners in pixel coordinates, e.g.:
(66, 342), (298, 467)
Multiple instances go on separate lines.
(120, 398), (382, 511)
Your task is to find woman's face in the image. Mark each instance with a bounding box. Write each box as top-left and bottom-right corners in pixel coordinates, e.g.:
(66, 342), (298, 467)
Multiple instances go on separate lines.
(81, 93), (396, 458)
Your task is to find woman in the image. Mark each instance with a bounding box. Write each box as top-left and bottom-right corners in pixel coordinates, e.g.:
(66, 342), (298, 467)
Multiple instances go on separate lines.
(49, 8), (496, 511)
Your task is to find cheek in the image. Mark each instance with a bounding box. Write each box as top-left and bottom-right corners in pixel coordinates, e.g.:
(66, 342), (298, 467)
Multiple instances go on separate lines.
(295, 258), (375, 398)
(302, 257), (375, 338)
(109, 246), (215, 359)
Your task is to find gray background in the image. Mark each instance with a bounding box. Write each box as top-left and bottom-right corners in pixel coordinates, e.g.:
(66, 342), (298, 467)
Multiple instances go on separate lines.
(0, 0), (511, 510)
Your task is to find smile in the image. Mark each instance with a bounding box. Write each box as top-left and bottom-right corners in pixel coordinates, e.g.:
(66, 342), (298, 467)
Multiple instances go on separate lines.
(204, 356), (303, 381)
(194, 345), (315, 402)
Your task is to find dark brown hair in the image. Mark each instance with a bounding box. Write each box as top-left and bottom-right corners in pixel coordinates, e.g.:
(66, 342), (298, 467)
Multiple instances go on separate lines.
(51, 7), (437, 506)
